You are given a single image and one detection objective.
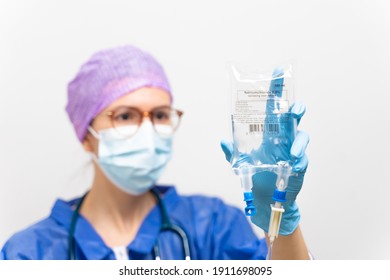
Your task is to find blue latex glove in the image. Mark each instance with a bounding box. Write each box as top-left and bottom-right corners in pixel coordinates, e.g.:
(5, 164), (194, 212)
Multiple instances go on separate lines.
(221, 68), (310, 235)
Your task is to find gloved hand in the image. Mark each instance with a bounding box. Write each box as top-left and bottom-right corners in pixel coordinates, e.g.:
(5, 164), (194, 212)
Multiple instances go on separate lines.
(221, 67), (309, 236)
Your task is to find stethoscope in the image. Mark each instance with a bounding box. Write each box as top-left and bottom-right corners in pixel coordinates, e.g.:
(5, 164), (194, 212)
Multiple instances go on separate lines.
(68, 189), (191, 260)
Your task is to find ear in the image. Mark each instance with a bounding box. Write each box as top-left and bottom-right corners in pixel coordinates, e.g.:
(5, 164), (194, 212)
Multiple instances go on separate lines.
(82, 135), (94, 152)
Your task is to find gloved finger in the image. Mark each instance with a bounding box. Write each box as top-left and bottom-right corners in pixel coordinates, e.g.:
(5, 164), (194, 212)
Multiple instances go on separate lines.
(290, 130), (310, 160)
(220, 139), (233, 162)
(292, 153), (309, 173)
(289, 102), (306, 126)
(266, 66), (284, 114)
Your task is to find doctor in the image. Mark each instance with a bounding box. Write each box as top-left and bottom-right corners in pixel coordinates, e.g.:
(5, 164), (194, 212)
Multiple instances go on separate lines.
(1, 45), (310, 260)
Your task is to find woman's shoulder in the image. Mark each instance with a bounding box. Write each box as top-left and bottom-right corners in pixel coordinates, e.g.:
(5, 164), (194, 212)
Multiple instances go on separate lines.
(1, 199), (72, 260)
(160, 185), (243, 216)
(180, 192), (243, 214)
(1, 217), (66, 259)
(164, 186), (250, 229)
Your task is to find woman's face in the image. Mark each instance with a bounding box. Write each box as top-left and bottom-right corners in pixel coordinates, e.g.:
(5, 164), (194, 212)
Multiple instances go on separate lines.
(83, 87), (171, 153)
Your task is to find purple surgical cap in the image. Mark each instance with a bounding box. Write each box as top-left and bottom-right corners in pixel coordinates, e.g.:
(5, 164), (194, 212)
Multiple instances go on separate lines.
(66, 45), (172, 142)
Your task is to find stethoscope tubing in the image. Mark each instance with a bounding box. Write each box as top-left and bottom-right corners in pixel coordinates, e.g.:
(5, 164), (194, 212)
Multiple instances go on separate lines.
(152, 189), (191, 260)
(68, 189), (191, 260)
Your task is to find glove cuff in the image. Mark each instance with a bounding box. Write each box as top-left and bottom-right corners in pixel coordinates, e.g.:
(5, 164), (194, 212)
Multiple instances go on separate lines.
(279, 201), (300, 235)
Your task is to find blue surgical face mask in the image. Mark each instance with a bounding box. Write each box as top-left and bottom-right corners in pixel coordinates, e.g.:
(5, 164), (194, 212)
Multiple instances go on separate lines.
(88, 121), (173, 195)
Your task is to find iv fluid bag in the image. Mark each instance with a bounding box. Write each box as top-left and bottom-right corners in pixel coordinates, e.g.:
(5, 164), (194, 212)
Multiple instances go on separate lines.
(228, 63), (297, 172)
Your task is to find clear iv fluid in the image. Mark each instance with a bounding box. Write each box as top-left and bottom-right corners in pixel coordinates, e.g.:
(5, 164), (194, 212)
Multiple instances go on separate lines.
(231, 112), (297, 172)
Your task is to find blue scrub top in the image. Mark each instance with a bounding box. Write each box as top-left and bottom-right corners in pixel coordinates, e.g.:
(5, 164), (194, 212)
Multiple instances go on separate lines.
(1, 186), (268, 260)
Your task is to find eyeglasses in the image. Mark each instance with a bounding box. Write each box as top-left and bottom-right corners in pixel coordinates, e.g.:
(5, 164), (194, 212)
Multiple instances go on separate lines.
(104, 106), (184, 137)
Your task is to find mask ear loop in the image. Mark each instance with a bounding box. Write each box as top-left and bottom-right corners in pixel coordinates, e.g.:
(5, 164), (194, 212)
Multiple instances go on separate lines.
(86, 126), (100, 163)
(86, 126), (101, 165)
(87, 126), (100, 139)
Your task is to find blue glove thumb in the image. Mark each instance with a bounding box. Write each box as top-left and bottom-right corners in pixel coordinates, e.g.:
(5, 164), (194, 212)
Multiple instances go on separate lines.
(221, 140), (233, 162)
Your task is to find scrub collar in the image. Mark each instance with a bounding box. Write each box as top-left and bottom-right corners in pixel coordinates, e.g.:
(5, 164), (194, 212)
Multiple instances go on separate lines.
(50, 186), (180, 259)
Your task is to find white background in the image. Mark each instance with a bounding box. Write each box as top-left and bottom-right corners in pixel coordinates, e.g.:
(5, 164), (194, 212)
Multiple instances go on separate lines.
(1, 0), (389, 260)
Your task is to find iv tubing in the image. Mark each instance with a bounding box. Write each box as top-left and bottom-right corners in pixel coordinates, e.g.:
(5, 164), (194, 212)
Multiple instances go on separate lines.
(267, 162), (292, 259)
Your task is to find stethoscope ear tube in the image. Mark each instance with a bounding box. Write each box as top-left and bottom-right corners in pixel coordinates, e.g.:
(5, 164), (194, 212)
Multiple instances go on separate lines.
(68, 192), (88, 260)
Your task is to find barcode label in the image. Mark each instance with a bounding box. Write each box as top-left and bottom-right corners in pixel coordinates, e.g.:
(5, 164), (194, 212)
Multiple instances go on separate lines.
(249, 123), (279, 134)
